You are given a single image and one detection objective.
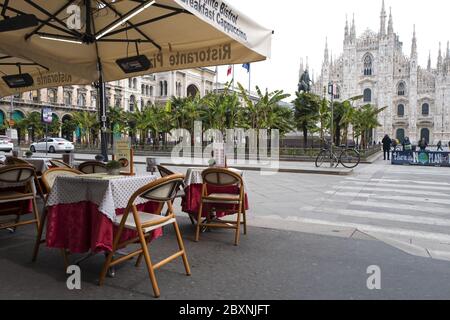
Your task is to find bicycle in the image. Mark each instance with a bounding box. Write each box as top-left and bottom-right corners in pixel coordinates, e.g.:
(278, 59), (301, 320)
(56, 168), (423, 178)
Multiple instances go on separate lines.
(315, 141), (361, 169)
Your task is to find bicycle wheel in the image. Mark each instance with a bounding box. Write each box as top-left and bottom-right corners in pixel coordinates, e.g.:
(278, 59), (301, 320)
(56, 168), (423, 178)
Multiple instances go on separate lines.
(340, 149), (361, 169)
(315, 150), (328, 168)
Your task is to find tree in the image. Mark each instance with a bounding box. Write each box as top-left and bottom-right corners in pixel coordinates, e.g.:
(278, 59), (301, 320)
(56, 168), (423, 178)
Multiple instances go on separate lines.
(293, 92), (321, 147)
(339, 95), (363, 146)
(72, 111), (98, 146)
(352, 104), (387, 149)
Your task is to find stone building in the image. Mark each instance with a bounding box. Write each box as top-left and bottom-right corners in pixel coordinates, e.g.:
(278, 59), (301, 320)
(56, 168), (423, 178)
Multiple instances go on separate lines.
(0, 68), (215, 141)
(313, 1), (450, 144)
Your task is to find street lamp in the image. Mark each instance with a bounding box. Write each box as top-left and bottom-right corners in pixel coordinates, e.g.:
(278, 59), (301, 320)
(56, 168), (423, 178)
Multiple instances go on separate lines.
(328, 82), (336, 167)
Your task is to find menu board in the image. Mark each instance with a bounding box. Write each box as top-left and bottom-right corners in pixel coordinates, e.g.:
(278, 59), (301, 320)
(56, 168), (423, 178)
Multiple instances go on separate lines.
(213, 143), (226, 168)
(114, 138), (134, 175)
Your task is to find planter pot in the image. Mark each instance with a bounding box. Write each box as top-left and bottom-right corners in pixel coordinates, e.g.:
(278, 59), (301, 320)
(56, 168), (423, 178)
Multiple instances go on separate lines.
(107, 169), (121, 176)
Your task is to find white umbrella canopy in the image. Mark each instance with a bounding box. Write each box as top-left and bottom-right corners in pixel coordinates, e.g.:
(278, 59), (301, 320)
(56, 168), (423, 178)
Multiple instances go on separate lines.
(0, 0), (272, 97)
(0, 53), (89, 97)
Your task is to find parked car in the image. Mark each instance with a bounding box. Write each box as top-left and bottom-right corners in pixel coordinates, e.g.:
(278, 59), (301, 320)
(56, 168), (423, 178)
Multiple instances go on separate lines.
(30, 138), (74, 153)
(0, 135), (14, 152)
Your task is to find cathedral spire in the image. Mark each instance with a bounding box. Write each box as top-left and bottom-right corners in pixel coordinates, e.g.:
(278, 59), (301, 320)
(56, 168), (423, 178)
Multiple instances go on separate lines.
(447, 41), (450, 59)
(380, 0), (387, 37)
(351, 14), (356, 40)
(323, 38), (329, 65)
(411, 25), (417, 58)
(345, 15), (349, 41)
(428, 51), (432, 71)
(438, 42), (443, 72)
(387, 7), (394, 35)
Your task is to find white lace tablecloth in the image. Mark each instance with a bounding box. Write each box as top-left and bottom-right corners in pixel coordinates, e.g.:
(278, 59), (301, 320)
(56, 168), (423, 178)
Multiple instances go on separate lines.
(46, 174), (158, 221)
(24, 158), (51, 173)
(184, 168), (243, 187)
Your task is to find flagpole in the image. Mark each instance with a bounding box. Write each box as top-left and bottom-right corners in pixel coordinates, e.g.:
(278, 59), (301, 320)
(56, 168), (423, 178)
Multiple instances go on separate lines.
(215, 66), (218, 93)
(248, 65), (251, 96)
(232, 64), (235, 91)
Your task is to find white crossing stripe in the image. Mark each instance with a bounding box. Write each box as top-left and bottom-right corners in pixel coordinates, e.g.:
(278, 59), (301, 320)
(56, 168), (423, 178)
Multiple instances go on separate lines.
(310, 207), (450, 227)
(346, 177), (450, 187)
(350, 200), (450, 215)
(285, 217), (450, 243)
(325, 191), (450, 205)
(342, 181), (450, 192)
(333, 185), (449, 197)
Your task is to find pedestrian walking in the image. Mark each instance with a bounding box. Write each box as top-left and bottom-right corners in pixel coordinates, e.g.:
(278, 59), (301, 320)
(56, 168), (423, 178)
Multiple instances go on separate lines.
(382, 134), (392, 161)
(419, 138), (428, 151)
(437, 140), (444, 152)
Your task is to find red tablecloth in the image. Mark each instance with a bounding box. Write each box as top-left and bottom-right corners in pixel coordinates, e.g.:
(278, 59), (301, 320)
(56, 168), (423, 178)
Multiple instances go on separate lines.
(181, 184), (249, 219)
(46, 201), (162, 254)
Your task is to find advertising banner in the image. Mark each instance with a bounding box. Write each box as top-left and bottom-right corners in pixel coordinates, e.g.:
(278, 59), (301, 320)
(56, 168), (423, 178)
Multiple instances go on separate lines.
(392, 151), (450, 167)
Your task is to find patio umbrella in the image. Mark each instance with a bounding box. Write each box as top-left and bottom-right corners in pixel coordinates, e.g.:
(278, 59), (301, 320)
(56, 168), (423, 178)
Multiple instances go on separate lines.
(0, 0), (273, 160)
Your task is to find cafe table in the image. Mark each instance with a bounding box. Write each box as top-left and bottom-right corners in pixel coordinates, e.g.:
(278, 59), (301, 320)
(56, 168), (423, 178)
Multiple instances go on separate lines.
(45, 174), (161, 254)
(181, 168), (249, 220)
(22, 158), (51, 174)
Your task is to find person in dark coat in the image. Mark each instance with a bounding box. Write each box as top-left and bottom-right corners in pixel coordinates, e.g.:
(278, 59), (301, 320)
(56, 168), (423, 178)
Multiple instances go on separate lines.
(437, 140), (443, 152)
(382, 134), (392, 161)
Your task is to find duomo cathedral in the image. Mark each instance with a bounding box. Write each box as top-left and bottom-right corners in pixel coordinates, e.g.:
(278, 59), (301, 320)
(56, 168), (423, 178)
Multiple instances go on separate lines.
(312, 1), (450, 144)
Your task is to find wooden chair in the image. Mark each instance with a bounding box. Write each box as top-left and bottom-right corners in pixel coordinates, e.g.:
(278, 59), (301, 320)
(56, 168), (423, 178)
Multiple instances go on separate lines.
(49, 159), (72, 169)
(0, 165), (41, 233)
(32, 168), (83, 263)
(99, 174), (191, 298)
(78, 161), (107, 174)
(157, 165), (193, 224)
(195, 168), (247, 246)
(4, 157), (31, 166)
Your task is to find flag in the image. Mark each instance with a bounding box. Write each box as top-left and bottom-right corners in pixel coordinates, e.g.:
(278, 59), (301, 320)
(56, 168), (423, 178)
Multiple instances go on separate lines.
(227, 65), (232, 76)
(242, 63), (250, 73)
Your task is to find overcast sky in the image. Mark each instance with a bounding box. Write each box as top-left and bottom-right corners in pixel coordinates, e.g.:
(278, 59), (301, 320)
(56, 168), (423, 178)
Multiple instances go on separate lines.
(218, 0), (450, 100)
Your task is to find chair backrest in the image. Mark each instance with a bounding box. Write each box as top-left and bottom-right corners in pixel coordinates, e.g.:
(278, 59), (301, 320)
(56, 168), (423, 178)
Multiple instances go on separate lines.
(202, 168), (243, 187)
(4, 157), (31, 166)
(78, 161), (107, 174)
(50, 159), (72, 169)
(129, 174), (185, 205)
(157, 165), (174, 178)
(0, 165), (36, 185)
(41, 168), (83, 194)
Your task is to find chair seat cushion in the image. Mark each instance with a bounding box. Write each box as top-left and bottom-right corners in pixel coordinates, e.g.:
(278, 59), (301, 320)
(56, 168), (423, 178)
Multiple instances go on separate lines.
(203, 193), (241, 204)
(114, 211), (175, 233)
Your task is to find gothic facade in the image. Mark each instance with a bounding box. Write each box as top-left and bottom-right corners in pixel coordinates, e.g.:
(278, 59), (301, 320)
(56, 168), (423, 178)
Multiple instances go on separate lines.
(313, 1), (450, 145)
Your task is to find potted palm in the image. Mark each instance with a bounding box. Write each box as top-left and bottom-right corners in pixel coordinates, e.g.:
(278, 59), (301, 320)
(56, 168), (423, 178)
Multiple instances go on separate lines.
(105, 160), (122, 176)
(25, 151), (33, 158)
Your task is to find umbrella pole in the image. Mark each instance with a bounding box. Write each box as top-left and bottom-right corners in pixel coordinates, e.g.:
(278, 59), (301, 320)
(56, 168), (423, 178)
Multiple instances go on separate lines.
(98, 72), (109, 162)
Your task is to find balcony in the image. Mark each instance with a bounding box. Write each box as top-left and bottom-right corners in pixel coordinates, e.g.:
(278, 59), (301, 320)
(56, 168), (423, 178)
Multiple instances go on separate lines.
(393, 115), (409, 126)
(417, 115), (434, 126)
(0, 98), (96, 112)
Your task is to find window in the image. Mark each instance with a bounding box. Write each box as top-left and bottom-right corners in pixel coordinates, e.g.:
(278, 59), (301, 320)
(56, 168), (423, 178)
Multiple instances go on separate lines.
(160, 81), (163, 96)
(129, 95), (136, 112)
(150, 86), (154, 97)
(77, 91), (86, 107)
(164, 81), (168, 96)
(48, 89), (57, 104)
(363, 54), (373, 76)
(187, 84), (200, 98)
(91, 91), (97, 108)
(397, 104), (405, 117)
(363, 88), (372, 102)
(32, 90), (40, 103)
(64, 91), (72, 105)
(128, 79), (133, 88)
(422, 103), (430, 116)
(397, 82), (406, 96)
(141, 84), (145, 94)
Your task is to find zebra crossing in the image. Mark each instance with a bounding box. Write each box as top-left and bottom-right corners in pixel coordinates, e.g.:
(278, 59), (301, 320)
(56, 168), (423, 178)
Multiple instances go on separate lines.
(299, 171), (450, 259)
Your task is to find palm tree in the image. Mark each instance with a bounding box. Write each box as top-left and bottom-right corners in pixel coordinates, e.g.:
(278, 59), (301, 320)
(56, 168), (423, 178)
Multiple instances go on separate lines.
(293, 92), (321, 147)
(352, 104), (387, 149)
(108, 106), (126, 148)
(339, 95), (363, 146)
(72, 111), (98, 146)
